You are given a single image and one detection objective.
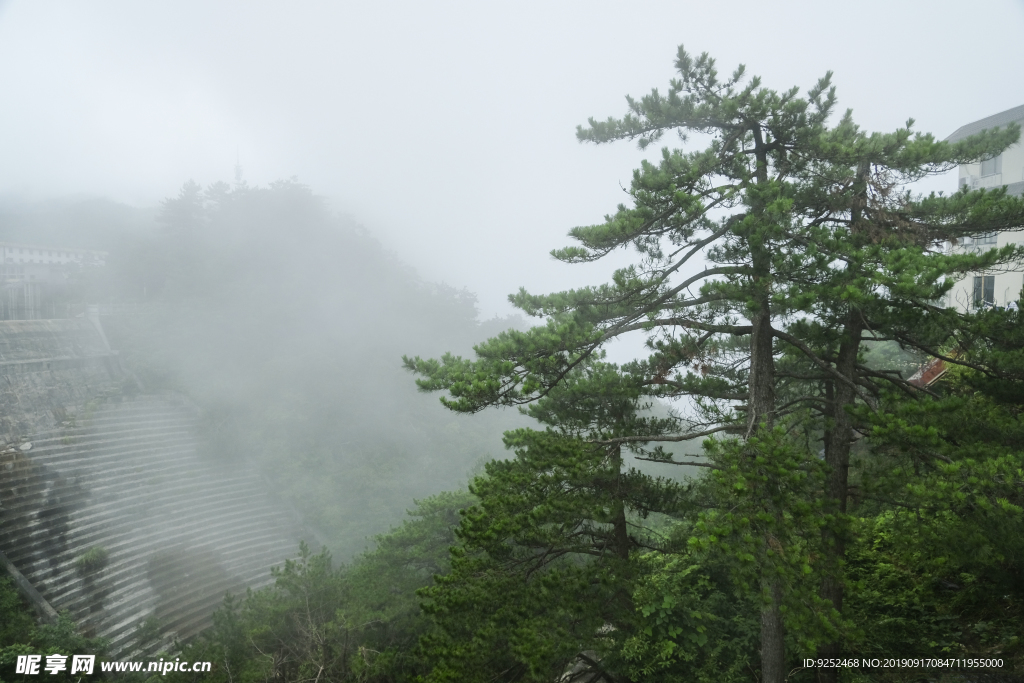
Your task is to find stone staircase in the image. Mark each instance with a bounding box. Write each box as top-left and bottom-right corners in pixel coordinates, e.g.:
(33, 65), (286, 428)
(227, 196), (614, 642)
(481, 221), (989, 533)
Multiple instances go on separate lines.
(0, 393), (306, 657)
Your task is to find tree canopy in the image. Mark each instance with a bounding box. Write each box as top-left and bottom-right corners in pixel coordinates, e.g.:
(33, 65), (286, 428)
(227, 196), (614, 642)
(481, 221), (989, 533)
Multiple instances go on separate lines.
(406, 44), (1024, 683)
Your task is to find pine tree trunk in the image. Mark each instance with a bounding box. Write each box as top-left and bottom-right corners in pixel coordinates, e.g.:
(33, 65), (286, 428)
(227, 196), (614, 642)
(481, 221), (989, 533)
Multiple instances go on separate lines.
(816, 314), (861, 682)
(761, 578), (786, 683)
(748, 135), (786, 683)
(816, 163), (869, 681)
(748, 302), (777, 434)
(750, 288), (785, 683)
(611, 444), (631, 561)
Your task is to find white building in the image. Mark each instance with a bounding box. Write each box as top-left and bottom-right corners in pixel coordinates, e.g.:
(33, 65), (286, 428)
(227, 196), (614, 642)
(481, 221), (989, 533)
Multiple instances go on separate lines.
(0, 242), (106, 284)
(944, 104), (1024, 311)
(0, 242), (108, 319)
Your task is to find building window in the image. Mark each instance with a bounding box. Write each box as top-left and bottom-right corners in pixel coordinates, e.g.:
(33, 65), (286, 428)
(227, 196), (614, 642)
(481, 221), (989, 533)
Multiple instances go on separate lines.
(974, 275), (995, 307)
(981, 154), (1002, 177)
(961, 233), (998, 250)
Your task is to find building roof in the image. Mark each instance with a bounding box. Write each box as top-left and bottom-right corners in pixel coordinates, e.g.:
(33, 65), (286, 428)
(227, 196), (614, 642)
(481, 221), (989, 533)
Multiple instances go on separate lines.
(909, 358), (948, 388)
(945, 104), (1024, 143)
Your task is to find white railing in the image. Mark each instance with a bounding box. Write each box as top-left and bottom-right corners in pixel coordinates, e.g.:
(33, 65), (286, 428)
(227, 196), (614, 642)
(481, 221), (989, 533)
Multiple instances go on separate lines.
(978, 172), (1004, 189)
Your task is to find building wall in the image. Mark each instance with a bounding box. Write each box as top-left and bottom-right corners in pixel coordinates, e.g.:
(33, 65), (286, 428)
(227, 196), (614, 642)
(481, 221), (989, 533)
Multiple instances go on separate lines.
(957, 136), (1024, 191)
(945, 105), (1024, 311)
(0, 242), (108, 320)
(0, 320), (307, 657)
(0, 318), (120, 444)
(0, 243), (106, 268)
(945, 249), (1024, 310)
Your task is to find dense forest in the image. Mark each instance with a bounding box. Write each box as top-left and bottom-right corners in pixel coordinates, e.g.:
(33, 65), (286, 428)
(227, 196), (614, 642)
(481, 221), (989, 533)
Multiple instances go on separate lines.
(3, 45), (1024, 683)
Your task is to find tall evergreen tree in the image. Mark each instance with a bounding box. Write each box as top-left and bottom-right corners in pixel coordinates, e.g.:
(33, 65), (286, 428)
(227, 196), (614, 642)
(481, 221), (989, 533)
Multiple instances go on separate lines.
(771, 115), (1024, 675)
(406, 45), (1024, 681)
(407, 47), (838, 679)
(420, 362), (686, 682)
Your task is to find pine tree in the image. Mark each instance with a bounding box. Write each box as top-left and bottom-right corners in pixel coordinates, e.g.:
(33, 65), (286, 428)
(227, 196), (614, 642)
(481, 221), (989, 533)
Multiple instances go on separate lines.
(405, 45), (1024, 681)
(843, 307), (1024, 669)
(406, 45), (830, 681)
(770, 115), (1024, 675)
(419, 362), (688, 682)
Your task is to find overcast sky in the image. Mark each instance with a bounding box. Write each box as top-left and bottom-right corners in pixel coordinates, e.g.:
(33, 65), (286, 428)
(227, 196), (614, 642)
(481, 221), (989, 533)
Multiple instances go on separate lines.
(1, 0), (1022, 318)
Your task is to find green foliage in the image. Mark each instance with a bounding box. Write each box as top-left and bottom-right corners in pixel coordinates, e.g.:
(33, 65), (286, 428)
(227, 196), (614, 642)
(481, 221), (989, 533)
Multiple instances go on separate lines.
(160, 492), (473, 683)
(845, 512), (1022, 663)
(74, 547), (109, 576)
(6, 42), (1021, 683)
(420, 540), (619, 683)
(405, 42), (1024, 683)
(623, 547), (760, 682)
(0, 579), (106, 683)
(0, 579), (36, 653)
(694, 433), (841, 649)
(419, 363), (688, 682)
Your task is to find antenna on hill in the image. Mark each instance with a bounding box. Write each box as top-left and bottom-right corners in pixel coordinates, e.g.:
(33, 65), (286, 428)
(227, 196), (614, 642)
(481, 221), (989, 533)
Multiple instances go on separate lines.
(234, 148), (243, 185)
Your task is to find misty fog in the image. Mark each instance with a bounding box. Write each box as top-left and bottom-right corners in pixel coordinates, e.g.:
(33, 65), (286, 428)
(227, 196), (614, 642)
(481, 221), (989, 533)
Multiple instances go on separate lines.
(1, 184), (537, 555)
(1, 1), (1021, 319)
(1, 1), (1023, 678)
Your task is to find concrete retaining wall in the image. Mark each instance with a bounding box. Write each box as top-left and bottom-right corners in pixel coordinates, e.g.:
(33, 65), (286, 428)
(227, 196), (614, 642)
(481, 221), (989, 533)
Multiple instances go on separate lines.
(0, 317), (307, 657)
(0, 318), (122, 446)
